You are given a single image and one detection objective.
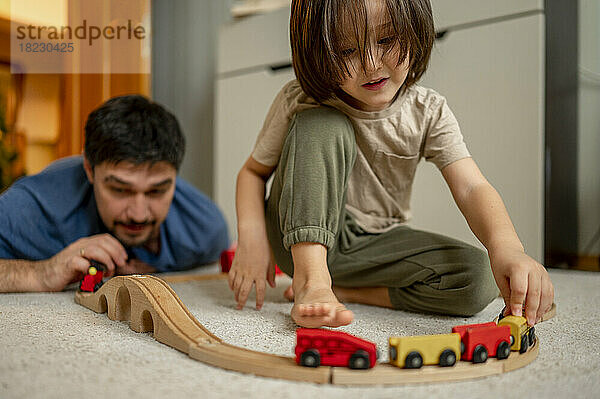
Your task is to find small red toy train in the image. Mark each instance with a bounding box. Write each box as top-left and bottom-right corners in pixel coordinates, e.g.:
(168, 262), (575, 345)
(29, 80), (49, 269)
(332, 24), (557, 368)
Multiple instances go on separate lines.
(296, 317), (535, 370)
(295, 328), (378, 369)
(78, 260), (106, 292)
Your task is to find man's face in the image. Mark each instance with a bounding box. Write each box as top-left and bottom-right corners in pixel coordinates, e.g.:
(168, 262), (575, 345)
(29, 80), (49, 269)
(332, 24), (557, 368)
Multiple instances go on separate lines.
(84, 159), (177, 248)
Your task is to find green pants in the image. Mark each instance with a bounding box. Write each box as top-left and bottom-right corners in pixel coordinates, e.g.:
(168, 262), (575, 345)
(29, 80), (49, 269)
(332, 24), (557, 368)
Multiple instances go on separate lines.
(265, 107), (499, 316)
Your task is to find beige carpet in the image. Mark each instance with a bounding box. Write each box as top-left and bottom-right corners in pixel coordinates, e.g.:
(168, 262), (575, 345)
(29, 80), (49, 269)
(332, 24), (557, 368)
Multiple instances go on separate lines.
(1, 267), (599, 399)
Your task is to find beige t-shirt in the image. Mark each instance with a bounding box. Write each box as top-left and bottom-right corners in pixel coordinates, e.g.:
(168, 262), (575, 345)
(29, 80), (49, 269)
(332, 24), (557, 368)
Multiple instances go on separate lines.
(252, 80), (470, 233)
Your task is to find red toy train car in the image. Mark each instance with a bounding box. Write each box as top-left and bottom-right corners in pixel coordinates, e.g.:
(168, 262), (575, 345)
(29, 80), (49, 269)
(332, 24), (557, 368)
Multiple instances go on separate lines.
(219, 243), (284, 275)
(452, 322), (511, 363)
(79, 260), (106, 292)
(295, 328), (378, 369)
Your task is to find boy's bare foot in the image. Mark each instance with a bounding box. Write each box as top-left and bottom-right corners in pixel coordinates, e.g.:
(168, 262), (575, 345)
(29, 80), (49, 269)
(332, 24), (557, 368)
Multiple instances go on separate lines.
(284, 284), (346, 301)
(285, 284), (393, 309)
(290, 284), (354, 328)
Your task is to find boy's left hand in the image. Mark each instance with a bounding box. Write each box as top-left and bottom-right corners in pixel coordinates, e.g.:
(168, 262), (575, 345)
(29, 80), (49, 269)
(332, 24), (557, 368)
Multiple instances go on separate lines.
(490, 249), (554, 326)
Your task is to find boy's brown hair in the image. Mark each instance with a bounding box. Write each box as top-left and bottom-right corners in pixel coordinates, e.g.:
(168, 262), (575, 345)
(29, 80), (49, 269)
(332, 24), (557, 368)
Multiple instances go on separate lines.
(290, 0), (435, 103)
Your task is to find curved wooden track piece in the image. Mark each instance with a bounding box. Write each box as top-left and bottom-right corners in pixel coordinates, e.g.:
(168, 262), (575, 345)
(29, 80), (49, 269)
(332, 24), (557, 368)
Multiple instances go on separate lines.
(75, 275), (542, 385)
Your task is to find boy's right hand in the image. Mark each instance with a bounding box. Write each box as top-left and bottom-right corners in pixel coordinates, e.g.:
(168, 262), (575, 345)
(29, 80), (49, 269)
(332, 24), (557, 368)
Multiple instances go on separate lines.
(228, 240), (276, 310)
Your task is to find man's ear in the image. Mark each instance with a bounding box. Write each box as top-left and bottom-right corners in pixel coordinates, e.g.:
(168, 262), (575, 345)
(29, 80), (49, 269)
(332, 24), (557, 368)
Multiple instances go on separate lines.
(83, 155), (94, 184)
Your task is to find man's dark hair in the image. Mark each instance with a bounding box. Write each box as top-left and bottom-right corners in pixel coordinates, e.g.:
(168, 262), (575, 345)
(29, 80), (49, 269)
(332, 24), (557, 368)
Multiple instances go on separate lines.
(84, 95), (185, 170)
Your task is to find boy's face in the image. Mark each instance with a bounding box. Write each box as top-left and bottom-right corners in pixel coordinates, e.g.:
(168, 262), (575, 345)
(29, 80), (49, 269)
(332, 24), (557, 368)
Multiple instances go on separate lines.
(84, 158), (177, 248)
(337, 0), (410, 112)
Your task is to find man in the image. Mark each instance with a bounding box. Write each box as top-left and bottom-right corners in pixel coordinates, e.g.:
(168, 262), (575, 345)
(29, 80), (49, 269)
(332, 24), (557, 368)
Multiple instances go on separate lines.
(0, 95), (229, 292)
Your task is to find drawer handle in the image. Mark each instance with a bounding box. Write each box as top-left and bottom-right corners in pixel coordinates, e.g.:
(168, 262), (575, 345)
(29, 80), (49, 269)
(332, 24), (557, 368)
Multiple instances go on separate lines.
(269, 62), (293, 72)
(435, 30), (448, 41)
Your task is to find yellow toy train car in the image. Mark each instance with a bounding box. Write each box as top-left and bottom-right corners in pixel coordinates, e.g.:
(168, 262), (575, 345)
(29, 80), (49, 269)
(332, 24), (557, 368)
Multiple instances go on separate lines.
(388, 333), (461, 369)
(498, 315), (536, 353)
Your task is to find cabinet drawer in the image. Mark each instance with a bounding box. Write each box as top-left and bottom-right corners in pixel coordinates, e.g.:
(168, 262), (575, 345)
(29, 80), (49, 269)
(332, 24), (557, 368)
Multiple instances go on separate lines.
(217, 6), (291, 75)
(217, 1), (544, 74)
(413, 14), (545, 261)
(215, 68), (296, 235)
(432, 0), (543, 31)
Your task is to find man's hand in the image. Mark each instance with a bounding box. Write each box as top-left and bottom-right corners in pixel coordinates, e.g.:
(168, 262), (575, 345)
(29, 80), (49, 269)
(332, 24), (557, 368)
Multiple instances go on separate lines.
(490, 249), (554, 326)
(227, 240), (276, 310)
(42, 234), (128, 291)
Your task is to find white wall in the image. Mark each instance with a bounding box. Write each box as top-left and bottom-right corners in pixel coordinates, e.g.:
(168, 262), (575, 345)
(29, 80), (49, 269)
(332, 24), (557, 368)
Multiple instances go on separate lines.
(578, 0), (600, 255)
(152, 0), (230, 197)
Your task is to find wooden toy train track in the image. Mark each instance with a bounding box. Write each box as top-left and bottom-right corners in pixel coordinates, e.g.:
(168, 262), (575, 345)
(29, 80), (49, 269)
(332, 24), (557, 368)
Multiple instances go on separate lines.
(75, 274), (553, 385)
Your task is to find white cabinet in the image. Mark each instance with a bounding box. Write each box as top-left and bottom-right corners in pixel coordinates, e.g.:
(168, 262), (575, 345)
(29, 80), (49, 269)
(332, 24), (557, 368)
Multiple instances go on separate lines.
(215, 7), (294, 238)
(215, 2), (545, 262)
(431, 0), (542, 29)
(215, 68), (295, 238)
(414, 11), (545, 261)
(217, 7), (291, 75)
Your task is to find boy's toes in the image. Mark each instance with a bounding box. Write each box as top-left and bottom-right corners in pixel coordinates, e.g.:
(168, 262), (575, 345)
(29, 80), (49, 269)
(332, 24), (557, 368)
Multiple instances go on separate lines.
(291, 302), (354, 328)
(298, 303), (315, 316)
(314, 303), (332, 316)
(320, 305), (353, 327)
(283, 285), (294, 302)
(334, 306), (354, 326)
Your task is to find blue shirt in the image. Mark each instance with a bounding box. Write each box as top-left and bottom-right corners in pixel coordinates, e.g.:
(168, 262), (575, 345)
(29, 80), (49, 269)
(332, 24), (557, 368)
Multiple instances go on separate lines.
(0, 156), (229, 272)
